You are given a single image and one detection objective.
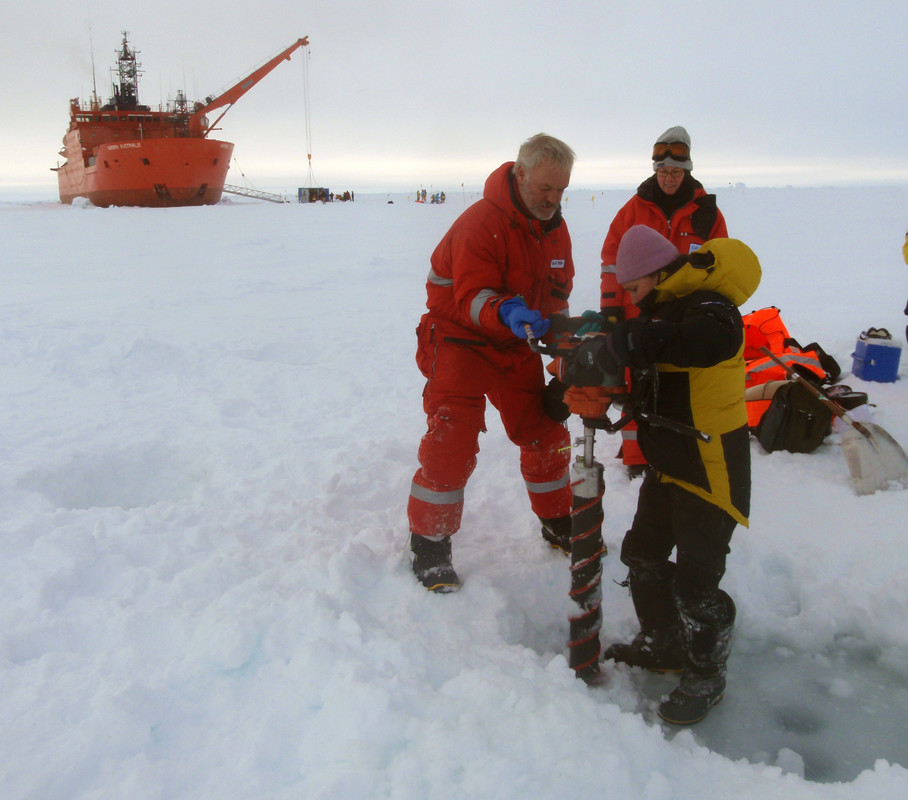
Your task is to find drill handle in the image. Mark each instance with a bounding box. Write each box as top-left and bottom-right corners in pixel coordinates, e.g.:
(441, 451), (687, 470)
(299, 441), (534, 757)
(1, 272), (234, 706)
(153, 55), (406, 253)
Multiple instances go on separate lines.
(525, 315), (613, 356)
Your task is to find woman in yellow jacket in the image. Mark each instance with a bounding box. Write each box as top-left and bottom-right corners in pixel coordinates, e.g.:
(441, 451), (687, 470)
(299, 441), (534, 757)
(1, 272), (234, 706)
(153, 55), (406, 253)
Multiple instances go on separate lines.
(563, 226), (761, 725)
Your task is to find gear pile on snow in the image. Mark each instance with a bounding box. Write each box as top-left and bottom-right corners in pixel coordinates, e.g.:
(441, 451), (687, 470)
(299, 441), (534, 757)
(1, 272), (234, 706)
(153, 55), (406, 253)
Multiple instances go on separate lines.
(742, 307), (845, 454)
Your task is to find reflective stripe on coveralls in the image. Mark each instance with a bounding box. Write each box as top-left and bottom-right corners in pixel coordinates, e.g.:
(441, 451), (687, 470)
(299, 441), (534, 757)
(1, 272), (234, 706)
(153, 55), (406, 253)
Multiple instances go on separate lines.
(471, 289), (501, 326)
(525, 474), (570, 495)
(409, 483), (465, 505)
(427, 268), (454, 287)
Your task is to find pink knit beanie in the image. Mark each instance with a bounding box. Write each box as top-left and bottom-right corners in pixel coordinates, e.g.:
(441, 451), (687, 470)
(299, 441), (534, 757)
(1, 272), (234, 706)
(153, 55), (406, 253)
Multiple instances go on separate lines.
(615, 225), (680, 284)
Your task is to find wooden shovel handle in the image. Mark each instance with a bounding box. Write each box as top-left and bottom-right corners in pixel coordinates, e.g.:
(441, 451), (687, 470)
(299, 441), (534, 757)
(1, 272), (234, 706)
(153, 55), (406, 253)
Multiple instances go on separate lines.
(758, 346), (862, 430)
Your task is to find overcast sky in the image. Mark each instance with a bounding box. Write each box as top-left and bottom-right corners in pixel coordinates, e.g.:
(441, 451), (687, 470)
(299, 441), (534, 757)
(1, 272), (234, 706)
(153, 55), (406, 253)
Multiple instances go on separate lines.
(3, 0), (907, 193)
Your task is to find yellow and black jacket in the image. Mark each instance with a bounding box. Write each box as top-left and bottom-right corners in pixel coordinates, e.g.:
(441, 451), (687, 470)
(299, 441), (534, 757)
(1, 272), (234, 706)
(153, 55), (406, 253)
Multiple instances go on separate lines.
(618, 239), (762, 526)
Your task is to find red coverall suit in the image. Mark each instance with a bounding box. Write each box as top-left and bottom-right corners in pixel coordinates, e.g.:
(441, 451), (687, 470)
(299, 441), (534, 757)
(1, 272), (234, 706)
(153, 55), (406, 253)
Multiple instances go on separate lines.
(600, 176), (728, 466)
(408, 162), (574, 538)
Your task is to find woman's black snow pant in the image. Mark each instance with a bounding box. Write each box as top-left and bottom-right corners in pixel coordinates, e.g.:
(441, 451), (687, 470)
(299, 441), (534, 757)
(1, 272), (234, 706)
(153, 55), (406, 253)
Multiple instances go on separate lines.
(619, 470), (737, 681)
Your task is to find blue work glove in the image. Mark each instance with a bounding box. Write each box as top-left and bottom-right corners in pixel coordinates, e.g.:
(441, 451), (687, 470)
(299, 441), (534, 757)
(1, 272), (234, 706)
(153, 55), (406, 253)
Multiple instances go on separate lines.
(498, 296), (551, 339)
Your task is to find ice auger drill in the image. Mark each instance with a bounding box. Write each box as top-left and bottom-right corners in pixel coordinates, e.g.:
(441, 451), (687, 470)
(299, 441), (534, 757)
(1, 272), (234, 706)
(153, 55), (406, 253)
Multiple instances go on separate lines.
(527, 319), (630, 683)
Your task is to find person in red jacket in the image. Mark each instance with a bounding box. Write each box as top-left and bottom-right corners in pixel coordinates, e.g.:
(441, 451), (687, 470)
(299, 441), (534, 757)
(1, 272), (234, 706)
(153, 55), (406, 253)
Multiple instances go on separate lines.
(407, 133), (576, 592)
(599, 126), (728, 473)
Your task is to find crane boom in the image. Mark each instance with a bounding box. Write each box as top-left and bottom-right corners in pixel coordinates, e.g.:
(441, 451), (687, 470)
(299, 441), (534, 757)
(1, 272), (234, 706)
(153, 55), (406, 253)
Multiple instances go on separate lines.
(192, 37), (308, 133)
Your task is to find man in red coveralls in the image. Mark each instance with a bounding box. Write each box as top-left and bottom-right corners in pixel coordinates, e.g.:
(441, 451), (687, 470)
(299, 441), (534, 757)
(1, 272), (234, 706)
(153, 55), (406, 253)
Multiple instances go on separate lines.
(598, 126), (728, 474)
(407, 133), (577, 592)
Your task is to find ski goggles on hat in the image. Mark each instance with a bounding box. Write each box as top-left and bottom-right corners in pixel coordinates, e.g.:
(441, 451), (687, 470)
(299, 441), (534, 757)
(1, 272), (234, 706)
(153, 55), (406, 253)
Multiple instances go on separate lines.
(860, 327), (892, 340)
(652, 142), (690, 161)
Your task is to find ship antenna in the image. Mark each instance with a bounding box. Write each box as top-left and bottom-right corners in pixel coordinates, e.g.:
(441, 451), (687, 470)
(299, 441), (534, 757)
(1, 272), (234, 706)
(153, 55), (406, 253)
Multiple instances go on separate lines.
(89, 26), (99, 107)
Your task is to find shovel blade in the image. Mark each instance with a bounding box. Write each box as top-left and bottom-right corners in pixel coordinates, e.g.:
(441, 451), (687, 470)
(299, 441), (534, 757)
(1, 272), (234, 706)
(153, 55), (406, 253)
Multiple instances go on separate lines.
(841, 423), (908, 495)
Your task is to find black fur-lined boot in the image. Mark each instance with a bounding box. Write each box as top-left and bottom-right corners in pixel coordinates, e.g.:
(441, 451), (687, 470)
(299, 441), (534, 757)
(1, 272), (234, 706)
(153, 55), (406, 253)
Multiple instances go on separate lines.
(658, 591), (736, 725)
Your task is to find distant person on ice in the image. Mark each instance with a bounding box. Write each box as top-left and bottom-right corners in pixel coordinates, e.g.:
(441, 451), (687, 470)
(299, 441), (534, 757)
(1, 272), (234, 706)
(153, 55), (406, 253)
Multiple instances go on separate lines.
(406, 133), (577, 592)
(597, 126), (728, 475)
(562, 225), (761, 724)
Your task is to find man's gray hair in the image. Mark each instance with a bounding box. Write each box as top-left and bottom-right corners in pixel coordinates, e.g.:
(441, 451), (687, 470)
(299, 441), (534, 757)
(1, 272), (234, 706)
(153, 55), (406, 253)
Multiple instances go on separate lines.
(514, 133), (576, 174)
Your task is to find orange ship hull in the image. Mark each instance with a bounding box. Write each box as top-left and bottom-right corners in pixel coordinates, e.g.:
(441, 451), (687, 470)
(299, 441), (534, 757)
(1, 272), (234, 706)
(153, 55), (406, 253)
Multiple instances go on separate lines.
(56, 137), (234, 208)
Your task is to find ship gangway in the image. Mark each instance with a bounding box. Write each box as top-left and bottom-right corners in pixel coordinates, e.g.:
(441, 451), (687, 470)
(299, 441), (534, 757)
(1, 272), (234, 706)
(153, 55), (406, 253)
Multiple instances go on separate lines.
(222, 184), (289, 203)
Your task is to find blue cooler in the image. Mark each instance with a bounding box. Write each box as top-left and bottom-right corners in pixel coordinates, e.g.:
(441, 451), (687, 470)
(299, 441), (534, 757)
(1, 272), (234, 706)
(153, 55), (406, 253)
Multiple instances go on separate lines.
(851, 336), (902, 382)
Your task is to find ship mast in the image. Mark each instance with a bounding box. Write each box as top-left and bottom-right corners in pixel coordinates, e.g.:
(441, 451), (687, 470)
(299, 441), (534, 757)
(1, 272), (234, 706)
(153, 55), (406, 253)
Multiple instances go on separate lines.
(107, 31), (145, 110)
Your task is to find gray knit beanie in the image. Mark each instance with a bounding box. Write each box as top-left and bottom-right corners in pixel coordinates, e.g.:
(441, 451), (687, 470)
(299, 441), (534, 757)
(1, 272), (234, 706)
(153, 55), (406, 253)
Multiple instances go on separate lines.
(652, 125), (693, 172)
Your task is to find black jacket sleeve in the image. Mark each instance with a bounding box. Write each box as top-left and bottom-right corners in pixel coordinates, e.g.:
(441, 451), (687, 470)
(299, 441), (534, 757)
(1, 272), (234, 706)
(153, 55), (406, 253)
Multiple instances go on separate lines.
(613, 291), (742, 369)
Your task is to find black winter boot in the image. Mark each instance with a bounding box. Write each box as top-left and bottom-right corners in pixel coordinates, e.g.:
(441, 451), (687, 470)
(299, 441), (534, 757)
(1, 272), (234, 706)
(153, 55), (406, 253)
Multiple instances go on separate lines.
(410, 533), (460, 593)
(658, 591), (736, 725)
(605, 561), (682, 671)
(603, 628), (683, 672)
(539, 516), (571, 555)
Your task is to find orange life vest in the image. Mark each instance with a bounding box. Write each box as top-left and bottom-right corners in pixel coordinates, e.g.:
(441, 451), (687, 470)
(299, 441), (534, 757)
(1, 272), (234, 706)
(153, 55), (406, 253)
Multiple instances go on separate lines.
(743, 307), (830, 428)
